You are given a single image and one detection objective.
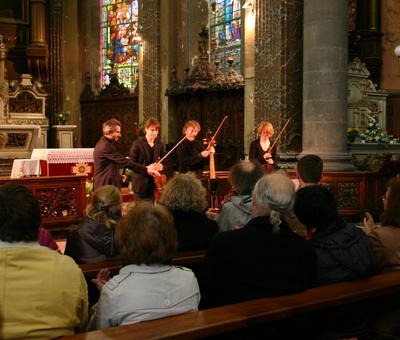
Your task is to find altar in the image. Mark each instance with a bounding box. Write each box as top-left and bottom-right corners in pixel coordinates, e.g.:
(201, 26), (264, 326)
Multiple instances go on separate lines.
(0, 124), (41, 159)
(31, 148), (94, 177)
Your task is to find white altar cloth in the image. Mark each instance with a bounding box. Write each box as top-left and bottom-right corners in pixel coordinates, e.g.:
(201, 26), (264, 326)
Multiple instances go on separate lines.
(11, 159), (41, 178)
(31, 148), (94, 164)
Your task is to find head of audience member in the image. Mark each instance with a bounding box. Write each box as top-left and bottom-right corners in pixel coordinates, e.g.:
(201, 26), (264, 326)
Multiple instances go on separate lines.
(297, 154), (323, 188)
(183, 120), (201, 142)
(257, 121), (274, 142)
(0, 183), (41, 242)
(159, 172), (207, 213)
(229, 160), (265, 196)
(252, 172), (295, 228)
(144, 117), (160, 143)
(381, 178), (400, 228)
(294, 185), (339, 233)
(86, 185), (122, 229)
(117, 201), (177, 265)
(102, 118), (122, 142)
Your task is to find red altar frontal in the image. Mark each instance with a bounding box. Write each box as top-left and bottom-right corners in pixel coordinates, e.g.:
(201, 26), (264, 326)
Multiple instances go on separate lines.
(31, 148), (94, 177)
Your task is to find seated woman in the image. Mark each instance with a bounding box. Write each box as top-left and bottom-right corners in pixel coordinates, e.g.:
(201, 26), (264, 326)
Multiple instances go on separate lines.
(65, 185), (121, 263)
(159, 172), (218, 250)
(90, 201), (200, 329)
(363, 178), (400, 272)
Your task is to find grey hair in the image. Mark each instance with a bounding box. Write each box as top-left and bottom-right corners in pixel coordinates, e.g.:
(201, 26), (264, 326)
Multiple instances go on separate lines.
(253, 172), (295, 230)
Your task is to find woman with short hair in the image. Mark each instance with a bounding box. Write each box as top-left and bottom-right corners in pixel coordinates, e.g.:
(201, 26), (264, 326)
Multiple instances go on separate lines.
(249, 120), (277, 172)
(90, 201), (200, 329)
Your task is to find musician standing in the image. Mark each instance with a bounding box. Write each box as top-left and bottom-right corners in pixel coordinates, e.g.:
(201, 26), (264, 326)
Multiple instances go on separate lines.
(129, 117), (164, 200)
(176, 120), (210, 175)
(249, 120), (277, 172)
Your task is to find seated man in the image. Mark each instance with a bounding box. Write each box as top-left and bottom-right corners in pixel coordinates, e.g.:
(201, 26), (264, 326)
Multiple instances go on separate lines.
(200, 172), (316, 308)
(215, 160), (265, 232)
(288, 154), (324, 236)
(0, 183), (88, 339)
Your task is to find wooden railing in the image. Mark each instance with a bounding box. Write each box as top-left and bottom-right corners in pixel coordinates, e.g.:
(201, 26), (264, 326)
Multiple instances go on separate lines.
(79, 250), (206, 279)
(60, 271), (400, 339)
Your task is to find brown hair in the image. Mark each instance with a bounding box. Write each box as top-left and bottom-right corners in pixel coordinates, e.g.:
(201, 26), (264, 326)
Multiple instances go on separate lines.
(145, 117), (160, 130)
(182, 120), (201, 135)
(159, 172), (207, 212)
(117, 201), (177, 265)
(297, 154), (323, 184)
(102, 118), (121, 135)
(257, 121), (274, 137)
(381, 179), (400, 228)
(86, 185), (122, 229)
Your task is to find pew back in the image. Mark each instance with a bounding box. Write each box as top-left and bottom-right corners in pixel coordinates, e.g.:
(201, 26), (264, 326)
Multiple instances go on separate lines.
(61, 271), (400, 339)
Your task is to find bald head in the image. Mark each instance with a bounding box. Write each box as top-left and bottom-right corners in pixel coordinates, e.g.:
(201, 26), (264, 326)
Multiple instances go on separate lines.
(229, 160), (265, 195)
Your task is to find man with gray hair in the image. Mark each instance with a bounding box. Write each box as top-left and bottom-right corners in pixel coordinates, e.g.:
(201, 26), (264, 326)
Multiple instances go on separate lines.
(200, 172), (316, 309)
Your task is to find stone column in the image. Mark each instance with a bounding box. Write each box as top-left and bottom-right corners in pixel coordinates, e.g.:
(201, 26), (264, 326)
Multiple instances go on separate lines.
(139, 0), (161, 123)
(27, 0), (48, 82)
(255, 0), (303, 156)
(303, 0), (354, 171)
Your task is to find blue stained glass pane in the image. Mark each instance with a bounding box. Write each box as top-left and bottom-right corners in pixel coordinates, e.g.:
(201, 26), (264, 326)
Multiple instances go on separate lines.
(209, 0), (242, 74)
(100, 0), (139, 89)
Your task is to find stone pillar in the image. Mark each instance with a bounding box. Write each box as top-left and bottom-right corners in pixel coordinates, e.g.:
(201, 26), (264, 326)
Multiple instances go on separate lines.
(303, 0), (354, 171)
(27, 0), (48, 82)
(255, 0), (303, 156)
(139, 0), (161, 123)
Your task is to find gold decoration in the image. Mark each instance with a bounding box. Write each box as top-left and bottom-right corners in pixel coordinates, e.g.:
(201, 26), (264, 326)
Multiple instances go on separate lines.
(72, 162), (91, 176)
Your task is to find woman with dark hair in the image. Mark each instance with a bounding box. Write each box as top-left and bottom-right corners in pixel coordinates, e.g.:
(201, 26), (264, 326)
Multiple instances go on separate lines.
(159, 172), (218, 250)
(363, 178), (400, 272)
(294, 185), (376, 285)
(90, 201), (200, 329)
(65, 185), (121, 264)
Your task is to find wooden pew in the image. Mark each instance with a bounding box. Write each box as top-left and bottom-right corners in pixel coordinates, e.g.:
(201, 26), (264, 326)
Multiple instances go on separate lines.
(79, 250), (206, 279)
(61, 271), (400, 339)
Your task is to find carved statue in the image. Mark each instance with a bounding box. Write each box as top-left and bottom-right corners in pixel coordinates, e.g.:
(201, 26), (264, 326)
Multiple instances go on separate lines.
(198, 26), (209, 57)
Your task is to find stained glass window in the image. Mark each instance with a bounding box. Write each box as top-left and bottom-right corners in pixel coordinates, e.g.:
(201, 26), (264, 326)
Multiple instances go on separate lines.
(100, 0), (140, 89)
(209, 0), (242, 74)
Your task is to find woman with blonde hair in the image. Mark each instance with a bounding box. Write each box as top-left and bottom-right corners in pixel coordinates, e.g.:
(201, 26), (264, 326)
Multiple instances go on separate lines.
(249, 120), (277, 172)
(159, 172), (218, 250)
(90, 201), (200, 329)
(65, 185), (121, 264)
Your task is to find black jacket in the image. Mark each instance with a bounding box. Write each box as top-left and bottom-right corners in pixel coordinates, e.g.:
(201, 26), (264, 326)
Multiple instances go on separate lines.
(176, 138), (206, 174)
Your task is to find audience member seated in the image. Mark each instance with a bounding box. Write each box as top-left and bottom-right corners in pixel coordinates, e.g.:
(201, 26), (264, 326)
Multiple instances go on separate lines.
(294, 185), (376, 340)
(294, 185), (376, 285)
(65, 185), (121, 263)
(0, 183), (88, 339)
(363, 178), (400, 272)
(39, 227), (60, 252)
(159, 172), (218, 250)
(288, 154), (324, 237)
(199, 172), (316, 309)
(89, 201), (200, 329)
(213, 160), (264, 232)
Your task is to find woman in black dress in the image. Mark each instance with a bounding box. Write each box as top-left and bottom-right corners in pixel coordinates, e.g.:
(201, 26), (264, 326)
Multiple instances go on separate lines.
(249, 120), (277, 172)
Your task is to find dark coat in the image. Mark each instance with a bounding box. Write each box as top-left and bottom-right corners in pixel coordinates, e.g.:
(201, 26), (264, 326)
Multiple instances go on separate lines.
(170, 209), (218, 251)
(176, 138), (206, 174)
(64, 217), (118, 264)
(93, 136), (146, 190)
(199, 216), (316, 308)
(249, 139), (277, 172)
(129, 137), (164, 195)
(310, 219), (377, 286)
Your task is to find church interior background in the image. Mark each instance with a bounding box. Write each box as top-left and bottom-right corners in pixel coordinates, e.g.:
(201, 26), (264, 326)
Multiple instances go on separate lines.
(1, 0), (400, 230)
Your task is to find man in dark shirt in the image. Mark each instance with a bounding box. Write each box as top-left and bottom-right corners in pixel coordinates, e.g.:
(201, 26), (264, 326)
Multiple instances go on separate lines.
(93, 118), (161, 190)
(176, 120), (211, 174)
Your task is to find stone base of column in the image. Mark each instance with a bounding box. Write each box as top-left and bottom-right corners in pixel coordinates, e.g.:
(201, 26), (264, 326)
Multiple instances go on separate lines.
(300, 151), (355, 172)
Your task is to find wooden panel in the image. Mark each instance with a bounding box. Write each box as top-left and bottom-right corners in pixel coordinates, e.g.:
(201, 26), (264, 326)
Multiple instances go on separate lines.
(81, 96), (138, 156)
(168, 88), (244, 170)
(386, 91), (400, 138)
(0, 175), (86, 234)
